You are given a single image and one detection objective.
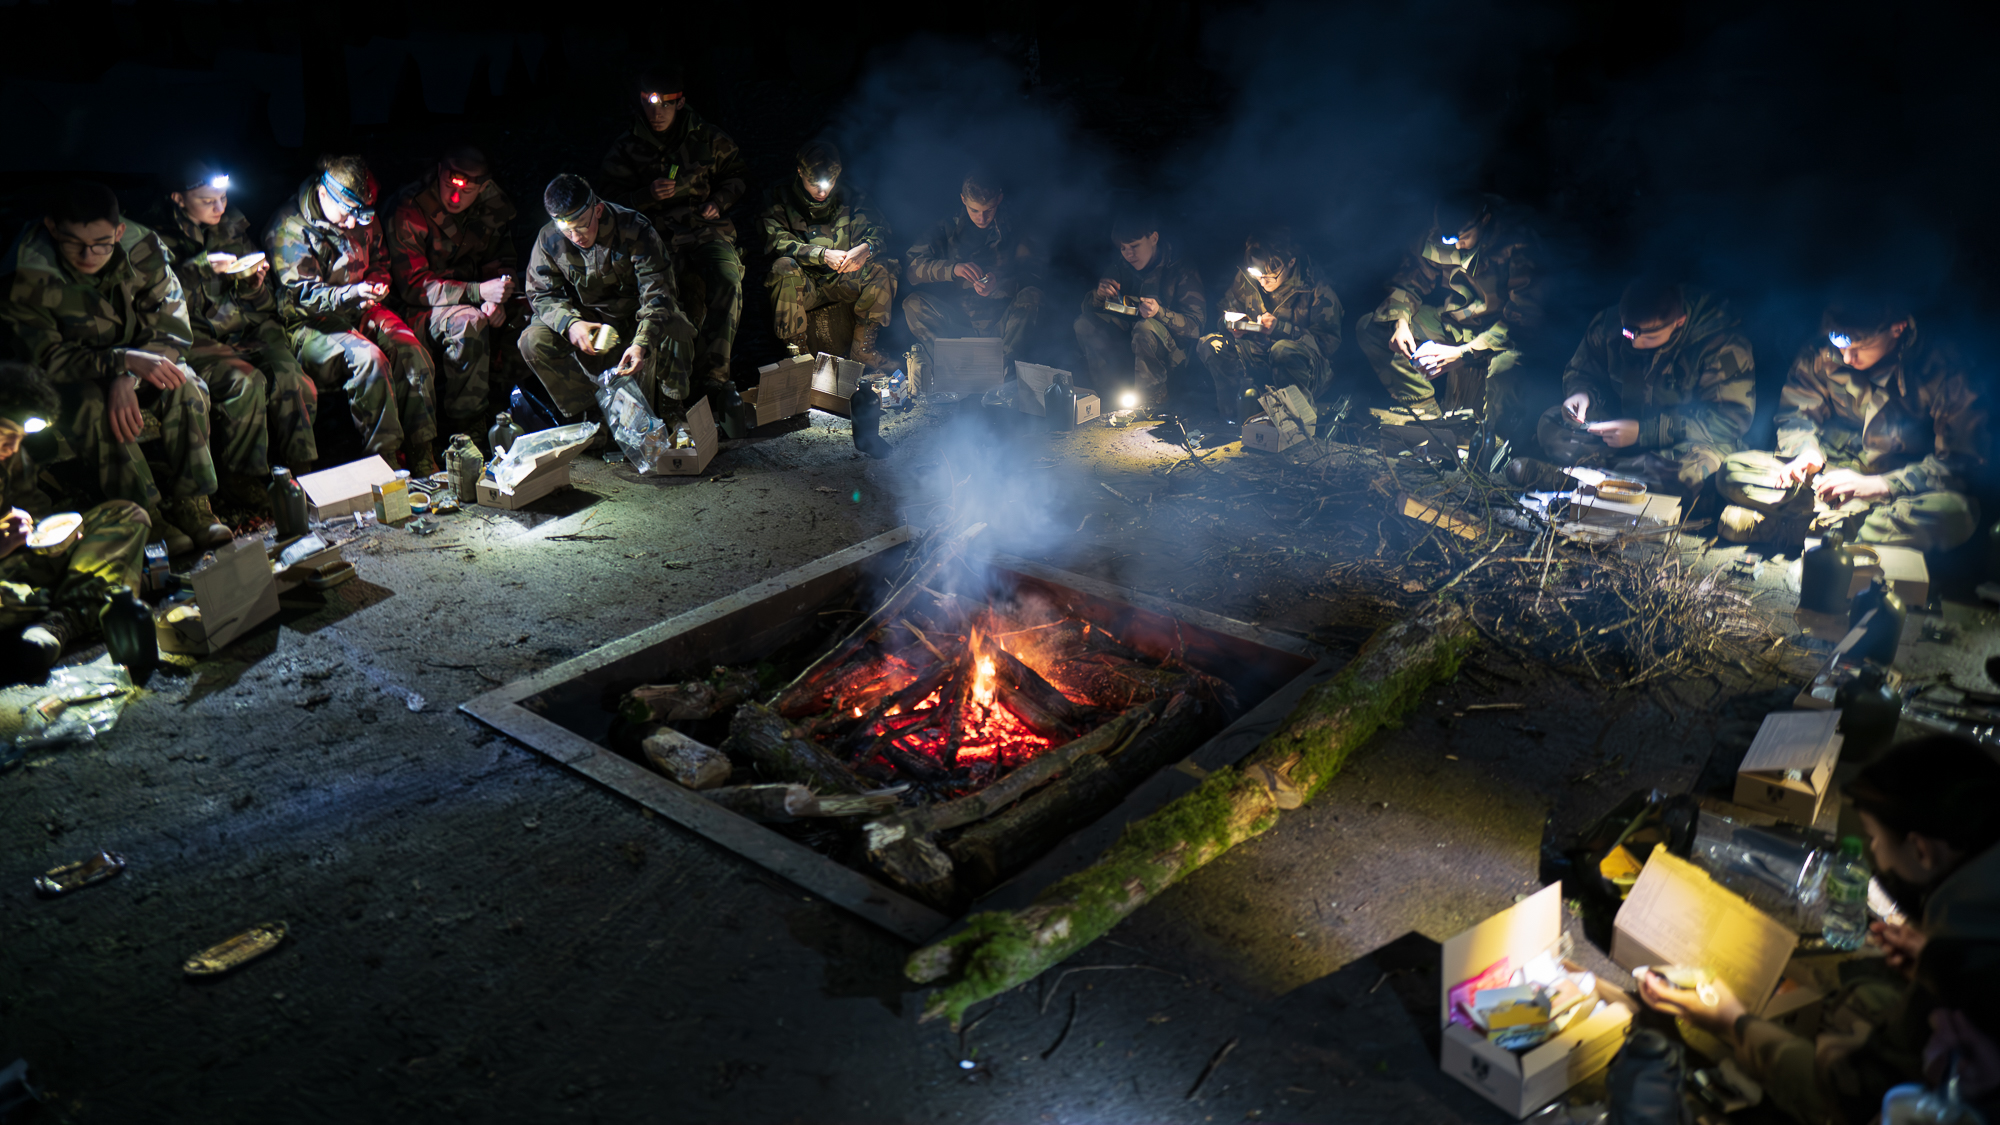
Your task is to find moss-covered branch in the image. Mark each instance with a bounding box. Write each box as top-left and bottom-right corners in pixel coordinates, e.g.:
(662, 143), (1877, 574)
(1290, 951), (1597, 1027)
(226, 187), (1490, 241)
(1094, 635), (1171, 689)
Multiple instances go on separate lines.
(905, 601), (1477, 1027)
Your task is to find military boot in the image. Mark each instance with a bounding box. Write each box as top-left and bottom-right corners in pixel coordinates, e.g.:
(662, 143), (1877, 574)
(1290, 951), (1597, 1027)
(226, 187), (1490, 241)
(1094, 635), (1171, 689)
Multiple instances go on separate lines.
(9, 608), (86, 686)
(848, 322), (889, 370)
(408, 443), (441, 477)
(1504, 457), (1567, 491)
(1399, 396), (1445, 420)
(706, 382), (757, 440)
(144, 506), (195, 556)
(165, 496), (233, 550)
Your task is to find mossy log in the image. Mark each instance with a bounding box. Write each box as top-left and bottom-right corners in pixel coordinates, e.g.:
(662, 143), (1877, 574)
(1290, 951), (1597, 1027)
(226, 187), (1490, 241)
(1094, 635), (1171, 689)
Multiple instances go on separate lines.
(904, 601), (1478, 1027)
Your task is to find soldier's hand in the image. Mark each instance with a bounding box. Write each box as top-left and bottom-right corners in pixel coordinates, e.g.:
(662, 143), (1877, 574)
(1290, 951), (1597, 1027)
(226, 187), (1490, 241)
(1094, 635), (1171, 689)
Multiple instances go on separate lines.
(1412, 341), (1463, 377)
(108, 376), (146, 444)
(350, 281), (387, 308)
(481, 301), (507, 328)
(1563, 392), (1591, 424)
(1390, 317), (1418, 358)
(652, 178), (678, 201)
(1817, 470), (1894, 505)
(1781, 453), (1826, 485)
(1139, 297), (1161, 319)
(972, 276), (996, 298)
(1095, 279), (1120, 302)
(701, 202), (721, 220)
(1586, 418), (1640, 448)
(0, 510), (28, 560)
(822, 248), (849, 271)
(478, 276), (516, 304)
(571, 321), (607, 354)
(126, 350), (187, 390)
(1257, 312), (1277, 331)
(952, 263), (984, 284)
(615, 344), (649, 377)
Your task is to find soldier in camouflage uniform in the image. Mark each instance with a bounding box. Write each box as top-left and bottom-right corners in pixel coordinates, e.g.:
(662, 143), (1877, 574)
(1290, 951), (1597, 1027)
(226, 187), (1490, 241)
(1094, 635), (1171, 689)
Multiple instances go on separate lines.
(599, 67), (750, 419)
(264, 155), (440, 473)
(1074, 210), (1206, 408)
(760, 142), (896, 369)
(903, 172), (1044, 365)
(1506, 279), (1754, 494)
(0, 362), (148, 685)
(0, 181), (229, 556)
(145, 159), (318, 478)
(1717, 299), (1988, 552)
(519, 174), (695, 424)
(1358, 191), (1542, 428)
(385, 146), (521, 444)
(1197, 230), (1342, 421)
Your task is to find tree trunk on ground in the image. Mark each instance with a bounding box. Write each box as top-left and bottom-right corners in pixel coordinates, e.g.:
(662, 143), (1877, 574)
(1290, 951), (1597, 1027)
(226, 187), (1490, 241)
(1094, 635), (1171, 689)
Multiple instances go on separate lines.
(903, 601), (1478, 1027)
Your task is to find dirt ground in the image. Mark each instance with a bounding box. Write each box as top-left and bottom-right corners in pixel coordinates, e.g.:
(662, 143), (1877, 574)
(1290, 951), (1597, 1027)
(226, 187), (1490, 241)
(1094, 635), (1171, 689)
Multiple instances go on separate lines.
(7, 399), (1990, 1125)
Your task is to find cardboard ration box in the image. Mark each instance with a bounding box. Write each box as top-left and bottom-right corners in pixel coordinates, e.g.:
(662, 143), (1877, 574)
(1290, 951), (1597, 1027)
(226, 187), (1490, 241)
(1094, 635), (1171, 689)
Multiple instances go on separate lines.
(155, 538), (280, 656)
(297, 455), (398, 522)
(1006, 363), (1101, 425)
(1243, 385), (1317, 453)
(809, 352), (865, 415)
(1793, 620), (1875, 710)
(475, 432), (591, 510)
(650, 397), (721, 477)
(928, 337), (1007, 397)
(1439, 883), (1637, 1118)
(268, 534), (346, 593)
(1733, 710), (1843, 824)
(745, 354), (816, 426)
(1799, 539), (1932, 607)
(1611, 847), (1819, 1057)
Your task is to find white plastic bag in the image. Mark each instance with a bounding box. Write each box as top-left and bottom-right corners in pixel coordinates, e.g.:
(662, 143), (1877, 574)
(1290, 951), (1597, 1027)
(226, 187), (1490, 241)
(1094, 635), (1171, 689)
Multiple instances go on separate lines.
(595, 374), (690, 475)
(489, 423), (598, 495)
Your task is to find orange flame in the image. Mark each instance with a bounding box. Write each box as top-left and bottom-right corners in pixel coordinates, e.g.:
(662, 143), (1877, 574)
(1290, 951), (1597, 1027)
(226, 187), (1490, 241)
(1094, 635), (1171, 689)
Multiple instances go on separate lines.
(969, 629), (998, 708)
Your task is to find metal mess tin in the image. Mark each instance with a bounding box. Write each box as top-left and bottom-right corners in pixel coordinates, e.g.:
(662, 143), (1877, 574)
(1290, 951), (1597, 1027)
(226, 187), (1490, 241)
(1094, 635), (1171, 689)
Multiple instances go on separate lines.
(34, 849), (125, 896)
(183, 921), (289, 976)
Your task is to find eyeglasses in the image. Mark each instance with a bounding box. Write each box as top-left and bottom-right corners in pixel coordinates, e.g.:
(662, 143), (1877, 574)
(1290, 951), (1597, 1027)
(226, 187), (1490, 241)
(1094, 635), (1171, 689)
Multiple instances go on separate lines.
(52, 235), (117, 258)
(642, 92), (686, 107)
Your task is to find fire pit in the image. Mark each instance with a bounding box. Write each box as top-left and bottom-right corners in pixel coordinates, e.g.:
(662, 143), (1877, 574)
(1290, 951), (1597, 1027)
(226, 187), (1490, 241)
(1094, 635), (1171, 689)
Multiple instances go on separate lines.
(462, 527), (1327, 940)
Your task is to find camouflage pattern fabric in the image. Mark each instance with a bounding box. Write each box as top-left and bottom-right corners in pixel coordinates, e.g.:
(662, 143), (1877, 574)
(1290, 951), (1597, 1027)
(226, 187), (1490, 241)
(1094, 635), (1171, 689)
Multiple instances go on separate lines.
(1, 222), (219, 507)
(760, 180), (895, 337)
(1547, 285), (1755, 491)
(600, 109), (748, 248)
(1073, 237), (1206, 394)
(1358, 303), (1527, 425)
(265, 179), (437, 456)
(1198, 261), (1342, 412)
(1774, 324), (1988, 496)
(147, 201), (318, 471)
(1363, 208), (1541, 412)
(521, 204), (692, 417)
(518, 322), (659, 421)
(0, 448), (147, 627)
(676, 238), (743, 390)
(1719, 449), (1977, 552)
(385, 176), (521, 427)
(903, 210), (1044, 362)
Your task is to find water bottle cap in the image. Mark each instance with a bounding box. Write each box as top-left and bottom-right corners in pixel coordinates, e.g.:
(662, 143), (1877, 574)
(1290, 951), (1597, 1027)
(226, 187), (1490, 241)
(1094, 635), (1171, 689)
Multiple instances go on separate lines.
(271, 467), (292, 481)
(1840, 836), (1866, 857)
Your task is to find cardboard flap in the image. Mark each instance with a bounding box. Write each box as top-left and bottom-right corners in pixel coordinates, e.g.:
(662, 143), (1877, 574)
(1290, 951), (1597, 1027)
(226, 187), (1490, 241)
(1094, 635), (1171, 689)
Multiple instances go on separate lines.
(1254, 385), (1317, 435)
(298, 455), (397, 516)
(1611, 847), (1796, 1012)
(1441, 883), (1562, 1029)
(686, 396), (718, 451)
(1740, 711), (1842, 782)
(189, 539), (278, 638)
(930, 337), (1007, 395)
(811, 353), (863, 400)
(751, 355), (815, 423)
(1013, 362), (1069, 417)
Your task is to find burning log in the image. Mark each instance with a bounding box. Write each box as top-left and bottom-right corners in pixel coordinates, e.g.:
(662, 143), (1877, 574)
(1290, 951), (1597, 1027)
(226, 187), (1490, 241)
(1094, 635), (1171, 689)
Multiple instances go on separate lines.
(993, 682), (1078, 742)
(904, 601), (1478, 1028)
(987, 644), (1095, 729)
(722, 701), (873, 794)
(620, 667), (763, 725)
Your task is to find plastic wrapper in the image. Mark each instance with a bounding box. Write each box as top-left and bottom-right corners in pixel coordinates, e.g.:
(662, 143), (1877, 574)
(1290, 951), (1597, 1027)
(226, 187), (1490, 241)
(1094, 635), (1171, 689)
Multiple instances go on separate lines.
(14, 658), (136, 752)
(595, 373), (690, 474)
(489, 422), (598, 494)
(1690, 810), (1828, 931)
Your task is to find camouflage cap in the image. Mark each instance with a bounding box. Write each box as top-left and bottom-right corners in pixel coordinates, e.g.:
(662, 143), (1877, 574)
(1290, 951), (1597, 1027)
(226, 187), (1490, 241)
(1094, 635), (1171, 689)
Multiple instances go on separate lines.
(171, 158), (230, 194)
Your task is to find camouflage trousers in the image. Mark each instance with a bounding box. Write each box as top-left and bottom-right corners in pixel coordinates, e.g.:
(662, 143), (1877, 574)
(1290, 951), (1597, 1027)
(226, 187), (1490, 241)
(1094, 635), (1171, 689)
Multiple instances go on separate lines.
(190, 318), (318, 473)
(1074, 311), (1187, 396)
(1198, 332), (1330, 420)
(766, 257), (895, 339)
(58, 368), (217, 508)
(0, 501), (148, 628)
(411, 304), (519, 429)
(903, 286), (1044, 364)
(1358, 307), (1528, 429)
(676, 238), (743, 389)
(293, 307), (437, 458)
(518, 321), (662, 421)
(1718, 449), (1978, 552)
(1533, 405), (1726, 494)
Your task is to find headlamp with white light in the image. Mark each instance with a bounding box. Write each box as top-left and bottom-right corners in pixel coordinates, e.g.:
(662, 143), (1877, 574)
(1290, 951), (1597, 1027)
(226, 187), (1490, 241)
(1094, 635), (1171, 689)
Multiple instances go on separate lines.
(208, 174), (230, 191)
(1828, 332), (1854, 349)
(551, 193), (599, 230)
(1244, 265), (1264, 279)
(1439, 234), (1460, 246)
(320, 171), (375, 224)
(22, 418), (47, 435)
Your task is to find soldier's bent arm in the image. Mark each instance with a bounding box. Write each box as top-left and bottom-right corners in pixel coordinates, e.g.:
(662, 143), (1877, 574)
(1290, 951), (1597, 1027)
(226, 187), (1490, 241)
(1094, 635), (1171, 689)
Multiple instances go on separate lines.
(1306, 285), (1345, 356)
(1646, 333), (1754, 452)
(130, 232), (195, 361)
(760, 195), (815, 263)
(1773, 347), (1835, 462)
(629, 222), (691, 350)
(1473, 241), (1542, 351)
(707, 130), (748, 216)
(388, 208), (475, 308)
(1560, 315), (1619, 409)
(853, 197), (892, 256)
(0, 274), (125, 386)
(1158, 268), (1207, 341)
(1375, 250), (1436, 323)
(525, 236), (585, 339)
(904, 221), (960, 286)
(270, 221), (354, 316)
(1888, 374), (1989, 497)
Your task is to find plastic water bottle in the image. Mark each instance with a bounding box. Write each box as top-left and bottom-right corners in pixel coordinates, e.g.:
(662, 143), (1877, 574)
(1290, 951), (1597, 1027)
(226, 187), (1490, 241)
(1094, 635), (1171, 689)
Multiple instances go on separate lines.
(1822, 836), (1870, 950)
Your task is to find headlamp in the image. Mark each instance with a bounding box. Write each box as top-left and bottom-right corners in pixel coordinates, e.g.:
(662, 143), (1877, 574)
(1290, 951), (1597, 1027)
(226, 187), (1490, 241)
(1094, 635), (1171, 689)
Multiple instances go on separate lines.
(816, 179), (832, 191)
(1440, 234), (1460, 246)
(209, 174), (230, 191)
(320, 172), (375, 224)
(1244, 265), (1264, 279)
(22, 418), (47, 435)
(1621, 327), (1639, 340)
(644, 92), (685, 106)
(1828, 332), (1854, 349)
(552, 194), (599, 230)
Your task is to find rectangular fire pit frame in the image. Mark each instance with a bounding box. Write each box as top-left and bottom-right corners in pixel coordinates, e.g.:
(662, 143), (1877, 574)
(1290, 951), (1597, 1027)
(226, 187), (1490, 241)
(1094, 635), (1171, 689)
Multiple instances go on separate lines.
(460, 526), (1335, 942)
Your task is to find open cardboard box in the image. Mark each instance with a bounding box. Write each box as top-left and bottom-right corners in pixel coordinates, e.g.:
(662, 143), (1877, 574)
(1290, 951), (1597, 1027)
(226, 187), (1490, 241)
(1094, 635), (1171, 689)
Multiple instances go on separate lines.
(929, 337), (1007, 397)
(1008, 363), (1101, 425)
(155, 538), (280, 656)
(1733, 710), (1842, 825)
(809, 352), (865, 415)
(476, 429), (591, 510)
(296, 455), (397, 522)
(745, 354), (817, 426)
(1611, 847), (1820, 1055)
(650, 398), (721, 477)
(1439, 884), (1636, 1118)
(268, 534), (346, 593)
(1243, 386), (1316, 453)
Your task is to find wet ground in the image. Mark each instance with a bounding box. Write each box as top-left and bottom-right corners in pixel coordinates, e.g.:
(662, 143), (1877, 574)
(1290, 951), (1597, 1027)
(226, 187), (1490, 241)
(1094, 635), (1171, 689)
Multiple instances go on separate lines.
(8, 399), (1993, 1124)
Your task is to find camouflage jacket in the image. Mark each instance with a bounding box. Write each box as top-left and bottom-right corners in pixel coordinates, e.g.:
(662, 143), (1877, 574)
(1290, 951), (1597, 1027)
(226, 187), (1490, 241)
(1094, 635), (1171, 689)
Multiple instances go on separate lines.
(263, 179), (393, 334)
(905, 212), (1041, 301)
(1214, 260), (1344, 356)
(0, 447), (52, 521)
(384, 177), (520, 312)
(1, 221), (193, 388)
(145, 202), (281, 348)
(1372, 209), (1542, 352)
(1775, 324), (1989, 496)
(1561, 286), (1754, 456)
(525, 203), (691, 351)
(599, 109), (747, 247)
(1083, 238), (1207, 342)
(759, 180), (892, 276)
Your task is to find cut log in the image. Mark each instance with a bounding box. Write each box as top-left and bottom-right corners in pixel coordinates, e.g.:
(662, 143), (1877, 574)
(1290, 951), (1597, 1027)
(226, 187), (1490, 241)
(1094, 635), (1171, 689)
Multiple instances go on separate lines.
(905, 601), (1478, 1028)
(642, 728), (733, 789)
(721, 701), (871, 794)
(702, 782), (907, 821)
(868, 832), (958, 908)
(994, 681), (1079, 742)
(620, 666), (762, 725)
(987, 644), (1095, 726)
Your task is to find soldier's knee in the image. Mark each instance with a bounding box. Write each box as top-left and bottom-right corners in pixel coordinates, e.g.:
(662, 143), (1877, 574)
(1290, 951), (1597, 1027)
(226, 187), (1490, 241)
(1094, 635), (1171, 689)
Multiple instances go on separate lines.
(1014, 286), (1044, 311)
(1199, 333), (1228, 356)
(770, 257), (801, 279)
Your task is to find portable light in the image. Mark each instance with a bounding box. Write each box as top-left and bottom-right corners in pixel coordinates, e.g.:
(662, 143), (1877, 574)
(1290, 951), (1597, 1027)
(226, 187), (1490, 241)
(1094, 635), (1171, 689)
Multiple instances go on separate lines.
(22, 418), (47, 435)
(1828, 332), (1854, 349)
(209, 174), (230, 191)
(1440, 233), (1460, 246)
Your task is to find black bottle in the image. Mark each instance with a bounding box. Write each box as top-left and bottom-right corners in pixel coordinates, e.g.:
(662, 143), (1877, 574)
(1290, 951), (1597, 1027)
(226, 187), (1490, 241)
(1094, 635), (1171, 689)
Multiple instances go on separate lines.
(1851, 578), (1907, 667)
(1799, 531), (1857, 615)
(100, 585), (158, 686)
(1044, 378), (1077, 433)
(269, 467), (309, 541)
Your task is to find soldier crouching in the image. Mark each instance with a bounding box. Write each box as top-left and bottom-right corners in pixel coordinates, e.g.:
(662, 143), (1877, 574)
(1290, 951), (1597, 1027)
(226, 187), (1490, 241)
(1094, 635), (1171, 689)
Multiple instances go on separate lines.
(1197, 229), (1343, 423)
(761, 142), (896, 369)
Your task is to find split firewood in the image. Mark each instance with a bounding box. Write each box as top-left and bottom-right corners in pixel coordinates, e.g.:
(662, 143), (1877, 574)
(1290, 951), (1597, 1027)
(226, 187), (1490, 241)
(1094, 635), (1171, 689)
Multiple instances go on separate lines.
(993, 681), (1078, 742)
(642, 728), (733, 789)
(987, 644), (1095, 727)
(620, 666), (763, 725)
(701, 782), (907, 821)
(867, 832), (958, 908)
(778, 649), (902, 718)
(905, 602), (1478, 1028)
(721, 701), (871, 794)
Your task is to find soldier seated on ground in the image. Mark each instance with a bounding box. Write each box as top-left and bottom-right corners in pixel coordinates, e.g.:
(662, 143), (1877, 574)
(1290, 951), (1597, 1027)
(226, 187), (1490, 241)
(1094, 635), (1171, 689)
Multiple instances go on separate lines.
(386, 145), (521, 448)
(0, 180), (229, 556)
(1073, 209), (1206, 411)
(1505, 277), (1753, 494)
(902, 171), (1044, 369)
(145, 159), (319, 489)
(599, 65), (751, 429)
(0, 363), (149, 686)
(1356, 189), (1541, 428)
(1641, 735), (2000, 1125)
(264, 155), (440, 474)
(1196, 229), (1342, 425)
(1717, 298), (1987, 553)
(518, 174), (695, 429)
(760, 141), (895, 370)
